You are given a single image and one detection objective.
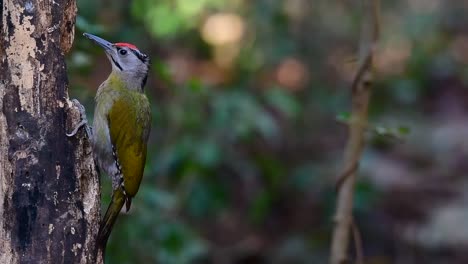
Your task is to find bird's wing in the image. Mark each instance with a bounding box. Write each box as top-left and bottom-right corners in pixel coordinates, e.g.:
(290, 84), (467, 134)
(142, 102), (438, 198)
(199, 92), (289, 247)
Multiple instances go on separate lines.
(108, 94), (151, 197)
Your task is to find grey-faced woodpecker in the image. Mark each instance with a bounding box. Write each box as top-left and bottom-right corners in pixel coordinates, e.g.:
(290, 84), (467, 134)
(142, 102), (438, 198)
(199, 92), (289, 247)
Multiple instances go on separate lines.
(68, 33), (152, 249)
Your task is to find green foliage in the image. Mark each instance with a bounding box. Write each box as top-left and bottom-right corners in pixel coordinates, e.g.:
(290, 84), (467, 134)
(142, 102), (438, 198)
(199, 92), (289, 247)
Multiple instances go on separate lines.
(132, 0), (225, 37)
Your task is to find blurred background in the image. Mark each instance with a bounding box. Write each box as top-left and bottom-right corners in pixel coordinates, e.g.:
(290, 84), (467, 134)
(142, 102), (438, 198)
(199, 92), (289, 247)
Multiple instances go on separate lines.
(68, 0), (468, 263)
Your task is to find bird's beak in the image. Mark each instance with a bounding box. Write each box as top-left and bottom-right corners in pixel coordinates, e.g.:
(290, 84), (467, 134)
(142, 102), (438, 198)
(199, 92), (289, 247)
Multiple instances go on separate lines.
(83, 33), (113, 52)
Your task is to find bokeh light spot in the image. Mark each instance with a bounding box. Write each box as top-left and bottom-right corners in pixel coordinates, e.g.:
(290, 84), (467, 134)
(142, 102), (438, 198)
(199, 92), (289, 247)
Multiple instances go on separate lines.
(201, 13), (245, 46)
(276, 58), (309, 91)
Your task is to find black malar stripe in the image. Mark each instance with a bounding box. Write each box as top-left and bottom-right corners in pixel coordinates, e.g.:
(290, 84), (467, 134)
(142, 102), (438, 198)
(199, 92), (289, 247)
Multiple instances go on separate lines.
(111, 56), (123, 71)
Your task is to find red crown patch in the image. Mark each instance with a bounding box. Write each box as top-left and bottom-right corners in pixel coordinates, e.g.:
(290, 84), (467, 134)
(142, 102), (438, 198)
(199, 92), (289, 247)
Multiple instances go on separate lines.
(114, 42), (138, 50)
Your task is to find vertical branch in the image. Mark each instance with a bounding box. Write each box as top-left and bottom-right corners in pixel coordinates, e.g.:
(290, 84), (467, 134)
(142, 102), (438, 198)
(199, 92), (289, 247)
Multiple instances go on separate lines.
(329, 0), (380, 264)
(0, 0), (102, 263)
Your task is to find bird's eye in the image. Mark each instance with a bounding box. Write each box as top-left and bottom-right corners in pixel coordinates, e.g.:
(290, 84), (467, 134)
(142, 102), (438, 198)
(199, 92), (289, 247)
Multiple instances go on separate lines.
(119, 49), (127, 56)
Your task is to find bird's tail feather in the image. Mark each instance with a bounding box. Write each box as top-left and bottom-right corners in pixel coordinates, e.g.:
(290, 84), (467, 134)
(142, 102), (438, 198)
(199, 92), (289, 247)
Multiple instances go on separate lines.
(97, 188), (126, 250)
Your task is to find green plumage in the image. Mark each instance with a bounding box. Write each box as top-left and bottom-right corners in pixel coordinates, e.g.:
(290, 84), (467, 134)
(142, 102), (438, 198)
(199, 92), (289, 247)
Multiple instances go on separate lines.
(96, 73), (151, 247)
(108, 77), (151, 197)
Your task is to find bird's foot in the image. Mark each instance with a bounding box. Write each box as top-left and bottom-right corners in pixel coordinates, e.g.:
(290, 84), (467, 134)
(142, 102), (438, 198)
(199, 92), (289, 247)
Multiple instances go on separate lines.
(67, 99), (92, 138)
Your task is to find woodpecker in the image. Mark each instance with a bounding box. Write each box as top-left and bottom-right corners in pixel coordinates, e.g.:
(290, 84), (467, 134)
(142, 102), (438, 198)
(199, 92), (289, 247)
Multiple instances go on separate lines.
(69, 33), (151, 248)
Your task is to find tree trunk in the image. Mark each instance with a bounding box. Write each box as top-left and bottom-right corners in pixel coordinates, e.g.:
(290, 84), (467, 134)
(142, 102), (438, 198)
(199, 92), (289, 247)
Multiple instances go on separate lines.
(0, 0), (102, 263)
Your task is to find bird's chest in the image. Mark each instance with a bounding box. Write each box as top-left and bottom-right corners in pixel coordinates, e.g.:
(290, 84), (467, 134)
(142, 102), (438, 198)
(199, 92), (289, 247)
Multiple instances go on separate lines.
(92, 94), (119, 178)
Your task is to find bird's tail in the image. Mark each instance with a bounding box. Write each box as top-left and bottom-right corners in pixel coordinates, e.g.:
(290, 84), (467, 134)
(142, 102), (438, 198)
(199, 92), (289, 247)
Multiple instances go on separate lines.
(97, 188), (129, 250)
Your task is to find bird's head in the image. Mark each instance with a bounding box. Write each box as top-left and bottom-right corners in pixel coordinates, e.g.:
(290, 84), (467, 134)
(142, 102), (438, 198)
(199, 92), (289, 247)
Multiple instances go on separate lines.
(84, 33), (150, 91)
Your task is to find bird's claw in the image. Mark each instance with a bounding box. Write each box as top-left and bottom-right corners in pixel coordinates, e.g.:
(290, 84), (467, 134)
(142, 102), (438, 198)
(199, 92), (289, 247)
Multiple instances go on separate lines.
(67, 99), (92, 138)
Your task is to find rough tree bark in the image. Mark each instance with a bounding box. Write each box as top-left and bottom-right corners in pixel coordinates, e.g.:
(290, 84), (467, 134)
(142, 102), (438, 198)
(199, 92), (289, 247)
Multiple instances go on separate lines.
(0, 0), (102, 263)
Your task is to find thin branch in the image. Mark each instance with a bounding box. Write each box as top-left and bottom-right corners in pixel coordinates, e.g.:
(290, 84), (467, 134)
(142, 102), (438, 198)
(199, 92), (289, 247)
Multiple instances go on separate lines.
(329, 0), (380, 264)
(335, 161), (359, 192)
(352, 220), (364, 264)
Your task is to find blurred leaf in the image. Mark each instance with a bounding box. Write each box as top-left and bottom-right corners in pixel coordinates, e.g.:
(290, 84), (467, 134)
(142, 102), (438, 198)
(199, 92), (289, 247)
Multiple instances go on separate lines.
(157, 222), (207, 264)
(68, 51), (92, 69)
(132, 0), (224, 37)
(256, 154), (285, 188)
(140, 186), (178, 211)
(149, 5), (184, 37)
(187, 78), (204, 92)
(289, 164), (320, 192)
(250, 190), (272, 223)
(75, 15), (104, 34)
(371, 124), (411, 142)
(264, 87), (301, 118)
(397, 126), (411, 135)
(153, 59), (174, 84)
(187, 180), (227, 218)
(336, 111), (351, 123)
(194, 139), (221, 168)
(392, 79), (421, 105)
(354, 180), (379, 212)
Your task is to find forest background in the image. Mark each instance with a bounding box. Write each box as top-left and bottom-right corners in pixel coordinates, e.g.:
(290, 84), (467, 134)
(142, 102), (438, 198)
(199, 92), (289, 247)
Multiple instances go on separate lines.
(70, 0), (468, 263)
